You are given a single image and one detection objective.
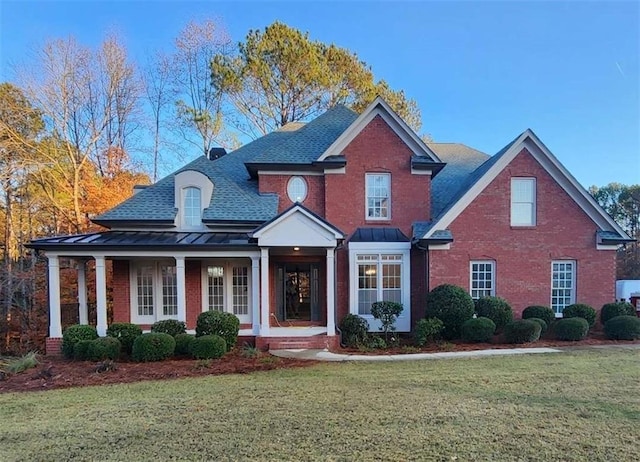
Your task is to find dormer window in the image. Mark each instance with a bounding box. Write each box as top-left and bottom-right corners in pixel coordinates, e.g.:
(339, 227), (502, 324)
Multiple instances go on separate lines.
(183, 187), (202, 228)
(287, 176), (307, 203)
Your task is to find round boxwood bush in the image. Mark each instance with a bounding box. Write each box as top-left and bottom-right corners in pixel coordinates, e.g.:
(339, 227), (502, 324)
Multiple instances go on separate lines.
(562, 303), (596, 328)
(604, 315), (640, 340)
(189, 335), (227, 359)
(106, 323), (142, 355)
(339, 313), (369, 347)
(554, 317), (589, 341)
(151, 319), (187, 337)
(503, 319), (542, 344)
(601, 302), (635, 325)
(86, 337), (121, 361)
(527, 317), (548, 336)
(474, 297), (513, 332)
(62, 324), (98, 359)
(195, 311), (240, 351)
(73, 339), (94, 361)
(414, 317), (444, 346)
(522, 305), (555, 326)
(461, 317), (496, 343)
(425, 284), (475, 340)
(175, 333), (195, 356)
(131, 333), (176, 362)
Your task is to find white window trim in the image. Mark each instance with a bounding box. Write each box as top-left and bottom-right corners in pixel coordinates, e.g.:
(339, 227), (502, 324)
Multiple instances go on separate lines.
(286, 176), (308, 204)
(201, 259), (252, 323)
(469, 260), (496, 299)
(510, 177), (536, 227)
(551, 260), (576, 317)
(348, 241), (411, 332)
(174, 170), (213, 231)
(130, 260), (178, 324)
(365, 173), (391, 221)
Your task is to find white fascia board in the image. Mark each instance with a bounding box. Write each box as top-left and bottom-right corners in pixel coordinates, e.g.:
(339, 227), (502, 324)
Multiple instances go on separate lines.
(422, 132), (530, 239)
(252, 205), (343, 239)
(427, 243), (451, 250)
(258, 170), (323, 176)
(348, 241), (411, 251)
(410, 168), (433, 175)
(43, 250), (261, 259)
(318, 97), (441, 162)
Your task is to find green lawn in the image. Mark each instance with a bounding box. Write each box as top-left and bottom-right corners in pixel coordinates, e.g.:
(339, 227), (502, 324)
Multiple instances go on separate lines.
(0, 349), (638, 461)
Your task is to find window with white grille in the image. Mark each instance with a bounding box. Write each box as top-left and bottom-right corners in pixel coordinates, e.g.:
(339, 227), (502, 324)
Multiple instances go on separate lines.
(207, 266), (224, 312)
(356, 254), (402, 315)
(183, 187), (202, 228)
(232, 267), (249, 316)
(161, 265), (178, 316)
(203, 261), (252, 323)
(136, 265), (154, 316)
(470, 261), (495, 299)
(366, 173), (391, 220)
(132, 262), (177, 322)
(551, 261), (575, 315)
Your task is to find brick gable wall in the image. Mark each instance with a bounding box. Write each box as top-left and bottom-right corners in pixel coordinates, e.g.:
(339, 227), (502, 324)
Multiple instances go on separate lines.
(258, 174), (325, 216)
(429, 148), (616, 317)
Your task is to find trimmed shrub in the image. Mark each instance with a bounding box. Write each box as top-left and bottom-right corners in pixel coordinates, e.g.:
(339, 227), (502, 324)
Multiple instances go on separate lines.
(425, 284), (475, 340)
(461, 317), (496, 343)
(554, 317), (589, 341)
(474, 297), (513, 331)
(527, 317), (548, 336)
(189, 335), (227, 359)
(504, 320), (542, 344)
(601, 302), (635, 325)
(73, 339), (93, 361)
(174, 333), (195, 356)
(131, 333), (176, 362)
(86, 337), (121, 361)
(106, 323), (142, 355)
(563, 304), (596, 328)
(414, 317), (444, 346)
(522, 305), (555, 326)
(62, 325), (98, 359)
(195, 311), (240, 351)
(151, 319), (187, 337)
(371, 301), (403, 342)
(366, 336), (387, 350)
(604, 316), (640, 340)
(339, 314), (369, 348)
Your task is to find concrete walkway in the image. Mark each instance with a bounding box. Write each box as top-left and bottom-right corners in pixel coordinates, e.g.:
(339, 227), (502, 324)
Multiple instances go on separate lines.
(270, 343), (640, 362)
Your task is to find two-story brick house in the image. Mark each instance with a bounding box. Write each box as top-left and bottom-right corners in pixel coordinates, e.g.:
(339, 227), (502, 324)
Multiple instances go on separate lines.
(30, 97), (632, 354)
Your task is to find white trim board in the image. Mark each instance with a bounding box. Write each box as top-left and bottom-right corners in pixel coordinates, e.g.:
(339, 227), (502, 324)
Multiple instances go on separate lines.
(318, 96), (441, 162)
(422, 130), (631, 241)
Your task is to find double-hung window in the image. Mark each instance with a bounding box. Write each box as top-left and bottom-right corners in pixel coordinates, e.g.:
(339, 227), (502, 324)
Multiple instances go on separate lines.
(366, 173), (391, 220)
(131, 262), (178, 323)
(511, 178), (536, 226)
(470, 261), (495, 299)
(202, 261), (251, 323)
(551, 261), (575, 315)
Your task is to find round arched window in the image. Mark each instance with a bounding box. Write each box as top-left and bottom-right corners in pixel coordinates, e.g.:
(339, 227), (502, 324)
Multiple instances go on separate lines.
(287, 176), (307, 203)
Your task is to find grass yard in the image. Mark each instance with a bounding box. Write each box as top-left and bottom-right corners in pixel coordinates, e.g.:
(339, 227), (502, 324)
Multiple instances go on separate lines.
(0, 348), (638, 461)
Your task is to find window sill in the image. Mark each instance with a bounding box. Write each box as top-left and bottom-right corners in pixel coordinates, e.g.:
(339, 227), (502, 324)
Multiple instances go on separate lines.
(510, 225), (537, 230)
(365, 219), (392, 224)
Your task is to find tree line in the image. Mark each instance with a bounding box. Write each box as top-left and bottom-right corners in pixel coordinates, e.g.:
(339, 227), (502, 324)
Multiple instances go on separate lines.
(0, 18), (637, 353)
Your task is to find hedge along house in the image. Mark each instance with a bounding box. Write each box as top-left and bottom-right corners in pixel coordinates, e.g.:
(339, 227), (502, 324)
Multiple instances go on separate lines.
(29, 97), (632, 355)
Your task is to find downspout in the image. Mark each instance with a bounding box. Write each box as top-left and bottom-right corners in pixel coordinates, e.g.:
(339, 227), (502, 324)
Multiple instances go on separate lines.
(334, 239), (345, 347)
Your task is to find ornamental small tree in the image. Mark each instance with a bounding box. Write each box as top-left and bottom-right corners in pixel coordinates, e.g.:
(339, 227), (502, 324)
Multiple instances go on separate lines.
(371, 301), (403, 344)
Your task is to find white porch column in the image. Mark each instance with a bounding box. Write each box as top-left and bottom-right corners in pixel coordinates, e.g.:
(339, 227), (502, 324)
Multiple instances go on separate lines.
(251, 256), (260, 335)
(95, 256), (108, 337)
(326, 248), (336, 336)
(76, 260), (88, 325)
(175, 256), (186, 323)
(47, 254), (62, 338)
(260, 248), (270, 337)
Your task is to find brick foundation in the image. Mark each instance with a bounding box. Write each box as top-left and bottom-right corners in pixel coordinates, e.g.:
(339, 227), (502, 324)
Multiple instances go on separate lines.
(45, 337), (63, 357)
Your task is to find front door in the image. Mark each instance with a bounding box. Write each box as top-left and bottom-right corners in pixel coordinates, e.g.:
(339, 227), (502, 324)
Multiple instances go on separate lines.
(276, 263), (321, 322)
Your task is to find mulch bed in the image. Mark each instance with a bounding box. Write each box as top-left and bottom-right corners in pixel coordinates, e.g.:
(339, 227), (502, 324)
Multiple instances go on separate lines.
(0, 351), (318, 394)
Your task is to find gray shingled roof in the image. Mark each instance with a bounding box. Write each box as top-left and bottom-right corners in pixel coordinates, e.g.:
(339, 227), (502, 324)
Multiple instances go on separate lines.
(95, 106), (359, 226)
(250, 105), (358, 164)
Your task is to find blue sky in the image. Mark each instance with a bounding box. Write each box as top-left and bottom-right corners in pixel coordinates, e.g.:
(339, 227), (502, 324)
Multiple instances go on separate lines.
(1, 1), (638, 188)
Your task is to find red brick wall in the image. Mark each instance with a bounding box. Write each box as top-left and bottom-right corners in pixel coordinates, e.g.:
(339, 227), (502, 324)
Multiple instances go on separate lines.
(258, 174), (325, 216)
(429, 148), (616, 317)
(112, 260), (130, 323)
(325, 115), (432, 238)
(186, 260), (202, 329)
